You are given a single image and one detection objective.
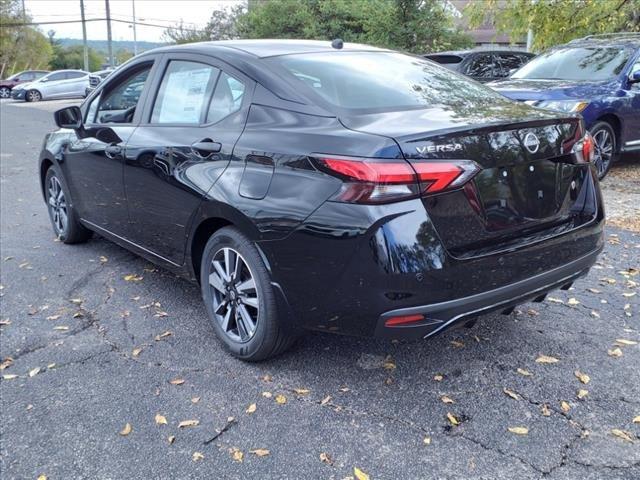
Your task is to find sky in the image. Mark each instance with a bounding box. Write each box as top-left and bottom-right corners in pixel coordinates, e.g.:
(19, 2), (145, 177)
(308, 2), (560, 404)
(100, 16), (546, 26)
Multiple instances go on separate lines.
(24, 0), (242, 43)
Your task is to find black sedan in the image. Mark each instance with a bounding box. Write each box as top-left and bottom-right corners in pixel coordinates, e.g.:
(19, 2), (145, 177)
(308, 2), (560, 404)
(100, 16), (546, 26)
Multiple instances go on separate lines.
(40, 40), (604, 360)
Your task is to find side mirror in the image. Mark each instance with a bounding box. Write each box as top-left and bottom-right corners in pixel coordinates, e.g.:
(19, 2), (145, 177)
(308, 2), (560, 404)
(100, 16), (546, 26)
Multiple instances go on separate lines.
(54, 105), (83, 129)
(630, 70), (640, 84)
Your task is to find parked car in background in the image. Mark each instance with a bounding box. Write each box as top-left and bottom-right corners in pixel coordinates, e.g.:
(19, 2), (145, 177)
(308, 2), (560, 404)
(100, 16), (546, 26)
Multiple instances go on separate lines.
(489, 33), (640, 179)
(423, 50), (535, 83)
(11, 69), (89, 102)
(0, 70), (49, 99)
(85, 69), (114, 97)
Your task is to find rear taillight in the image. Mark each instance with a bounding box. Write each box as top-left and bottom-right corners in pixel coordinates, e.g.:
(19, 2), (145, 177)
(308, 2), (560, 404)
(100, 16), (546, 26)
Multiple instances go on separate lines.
(316, 156), (479, 204)
(572, 132), (595, 163)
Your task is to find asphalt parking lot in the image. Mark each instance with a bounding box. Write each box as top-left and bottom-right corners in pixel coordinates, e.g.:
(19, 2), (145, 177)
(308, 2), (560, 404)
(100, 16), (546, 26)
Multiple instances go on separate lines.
(0, 98), (638, 480)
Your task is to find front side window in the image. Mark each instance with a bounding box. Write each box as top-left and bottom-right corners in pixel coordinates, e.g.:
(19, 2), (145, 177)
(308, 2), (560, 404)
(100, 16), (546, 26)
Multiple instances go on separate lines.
(512, 47), (632, 81)
(66, 71), (87, 80)
(269, 51), (506, 112)
(45, 72), (66, 82)
(92, 63), (152, 124)
(151, 61), (219, 124)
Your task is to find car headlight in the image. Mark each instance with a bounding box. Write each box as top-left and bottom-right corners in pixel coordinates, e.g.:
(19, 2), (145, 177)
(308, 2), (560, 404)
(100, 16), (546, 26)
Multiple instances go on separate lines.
(530, 100), (590, 113)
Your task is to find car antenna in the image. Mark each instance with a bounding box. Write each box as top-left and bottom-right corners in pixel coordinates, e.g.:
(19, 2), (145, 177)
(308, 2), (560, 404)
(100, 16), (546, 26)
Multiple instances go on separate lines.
(331, 38), (344, 50)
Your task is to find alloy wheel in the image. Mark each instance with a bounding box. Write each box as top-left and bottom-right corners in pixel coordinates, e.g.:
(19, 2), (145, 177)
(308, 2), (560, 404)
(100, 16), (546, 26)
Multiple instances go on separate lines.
(592, 128), (613, 179)
(0, 87), (10, 99)
(27, 90), (41, 102)
(48, 175), (68, 235)
(208, 247), (259, 343)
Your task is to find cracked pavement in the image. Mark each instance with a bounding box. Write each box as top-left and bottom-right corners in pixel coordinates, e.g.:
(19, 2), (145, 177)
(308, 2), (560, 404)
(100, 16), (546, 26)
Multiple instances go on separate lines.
(1, 99), (639, 479)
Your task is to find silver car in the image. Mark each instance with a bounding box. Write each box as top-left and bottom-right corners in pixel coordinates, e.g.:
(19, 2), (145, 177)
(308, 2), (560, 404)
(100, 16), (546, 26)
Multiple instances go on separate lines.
(11, 70), (89, 102)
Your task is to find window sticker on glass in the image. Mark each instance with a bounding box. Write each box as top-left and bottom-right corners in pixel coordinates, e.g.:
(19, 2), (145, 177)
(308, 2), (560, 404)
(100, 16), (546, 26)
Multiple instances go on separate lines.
(152, 61), (219, 124)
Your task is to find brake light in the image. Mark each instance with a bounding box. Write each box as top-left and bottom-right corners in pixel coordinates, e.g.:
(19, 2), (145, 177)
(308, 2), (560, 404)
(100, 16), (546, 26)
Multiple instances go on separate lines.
(572, 132), (595, 163)
(385, 314), (425, 327)
(317, 156), (479, 204)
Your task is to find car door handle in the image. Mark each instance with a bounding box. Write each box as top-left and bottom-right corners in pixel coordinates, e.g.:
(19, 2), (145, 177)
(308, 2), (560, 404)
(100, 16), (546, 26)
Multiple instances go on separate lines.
(191, 138), (221, 157)
(105, 144), (122, 158)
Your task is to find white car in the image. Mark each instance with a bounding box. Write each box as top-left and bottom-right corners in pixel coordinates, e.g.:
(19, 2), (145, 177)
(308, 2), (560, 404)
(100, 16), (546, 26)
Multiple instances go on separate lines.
(11, 70), (89, 102)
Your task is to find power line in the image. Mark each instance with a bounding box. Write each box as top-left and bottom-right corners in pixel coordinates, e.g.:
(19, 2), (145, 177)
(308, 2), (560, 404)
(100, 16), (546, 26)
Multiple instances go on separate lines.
(0, 17), (207, 32)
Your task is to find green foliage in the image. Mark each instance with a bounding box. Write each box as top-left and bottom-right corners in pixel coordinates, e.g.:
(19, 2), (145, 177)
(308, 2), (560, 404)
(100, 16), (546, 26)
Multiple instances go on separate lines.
(466, 0), (640, 52)
(50, 44), (103, 71)
(0, 0), (52, 77)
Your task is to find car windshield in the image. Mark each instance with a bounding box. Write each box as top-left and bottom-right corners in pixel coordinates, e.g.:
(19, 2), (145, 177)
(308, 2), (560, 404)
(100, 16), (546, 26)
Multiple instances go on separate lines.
(268, 51), (507, 112)
(512, 47), (632, 81)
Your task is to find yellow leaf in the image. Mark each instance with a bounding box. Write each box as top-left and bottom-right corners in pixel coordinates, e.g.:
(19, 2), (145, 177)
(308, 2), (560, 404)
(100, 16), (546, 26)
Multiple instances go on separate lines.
(354, 467), (370, 480)
(119, 423), (132, 436)
(446, 412), (459, 426)
(441, 395), (455, 404)
(155, 414), (167, 425)
(154, 330), (172, 341)
(231, 448), (243, 462)
(28, 367), (40, 377)
(503, 388), (520, 400)
(423, 436), (431, 445)
(132, 347), (143, 357)
(319, 452), (333, 464)
(178, 420), (199, 428)
(632, 416), (640, 424)
(615, 339), (638, 346)
(192, 452), (204, 461)
(508, 426), (528, 435)
(433, 374), (444, 381)
(450, 340), (464, 348)
(249, 448), (270, 457)
(561, 401), (571, 412)
(275, 394), (287, 404)
(37, 476), (47, 480)
(293, 388), (310, 395)
(246, 403), (257, 414)
(169, 378), (185, 385)
(123, 274), (143, 282)
(517, 368), (532, 376)
(536, 355), (560, 364)
(574, 371), (590, 384)
(577, 389), (589, 400)
(608, 347), (623, 358)
(611, 429), (634, 443)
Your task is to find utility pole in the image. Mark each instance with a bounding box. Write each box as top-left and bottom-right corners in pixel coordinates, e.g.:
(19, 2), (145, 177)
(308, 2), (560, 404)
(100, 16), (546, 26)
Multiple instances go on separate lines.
(105, 0), (114, 67)
(132, 0), (138, 56)
(80, 0), (89, 71)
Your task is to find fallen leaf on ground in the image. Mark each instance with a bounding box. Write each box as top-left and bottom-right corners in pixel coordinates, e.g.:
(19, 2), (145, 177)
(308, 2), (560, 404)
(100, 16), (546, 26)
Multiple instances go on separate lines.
(191, 397), (200, 403)
(321, 395), (331, 405)
(53, 326), (69, 331)
(508, 426), (529, 435)
(154, 311), (169, 318)
(178, 420), (199, 428)
(517, 368), (532, 376)
(608, 347), (623, 358)
(46, 315), (61, 321)
(132, 347), (143, 357)
(119, 423), (132, 436)
(261, 374), (272, 382)
(155, 414), (167, 425)
(0, 358), (13, 370)
(577, 389), (589, 399)
(293, 388), (310, 395)
(536, 355), (560, 364)
(615, 339), (638, 346)
(192, 452), (204, 461)
(231, 447), (243, 462)
(249, 449), (270, 457)
(275, 394), (287, 404)
(632, 416), (640, 424)
(169, 378), (185, 385)
(262, 392), (272, 399)
(168, 436), (175, 444)
(450, 340), (464, 348)
(2, 374), (18, 380)
(441, 395), (455, 404)
(446, 412), (459, 426)
(154, 331), (172, 341)
(246, 403), (257, 414)
(503, 388), (520, 400)
(574, 371), (590, 384)
(319, 452), (333, 464)
(587, 288), (601, 293)
(547, 297), (563, 304)
(590, 310), (600, 318)
(37, 475), (47, 480)
(567, 298), (580, 306)
(383, 356), (397, 369)
(561, 401), (571, 412)
(611, 429), (634, 443)
(28, 367), (40, 377)
(123, 274), (143, 282)
(433, 374), (444, 381)
(423, 436), (431, 445)
(354, 467), (370, 480)
(541, 404), (551, 416)
(99, 256), (108, 263)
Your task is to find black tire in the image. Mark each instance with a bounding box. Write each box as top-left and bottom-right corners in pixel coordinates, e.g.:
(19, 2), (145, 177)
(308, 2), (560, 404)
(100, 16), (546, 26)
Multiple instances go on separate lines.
(590, 121), (617, 180)
(200, 226), (297, 361)
(44, 165), (92, 244)
(26, 89), (41, 102)
(0, 87), (10, 99)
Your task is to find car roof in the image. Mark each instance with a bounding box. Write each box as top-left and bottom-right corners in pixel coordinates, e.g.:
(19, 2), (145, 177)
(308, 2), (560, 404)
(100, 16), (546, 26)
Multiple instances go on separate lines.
(145, 39), (389, 58)
(424, 50), (535, 57)
(565, 33), (640, 48)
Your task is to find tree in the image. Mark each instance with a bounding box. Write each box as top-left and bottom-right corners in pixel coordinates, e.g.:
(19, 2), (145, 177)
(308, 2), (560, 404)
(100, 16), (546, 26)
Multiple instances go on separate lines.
(466, 0), (640, 52)
(50, 44), (102, 71)
(163, 5), (246, 44)
(0, 0), (52, 77)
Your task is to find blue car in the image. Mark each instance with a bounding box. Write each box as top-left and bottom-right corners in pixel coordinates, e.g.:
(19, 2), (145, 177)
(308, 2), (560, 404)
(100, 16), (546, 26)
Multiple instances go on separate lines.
(489, 33), (640, 179)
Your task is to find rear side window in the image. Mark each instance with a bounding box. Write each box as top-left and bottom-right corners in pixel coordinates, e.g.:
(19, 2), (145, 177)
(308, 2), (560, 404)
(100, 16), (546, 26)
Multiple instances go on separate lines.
(206, 72), (245, 124)
(151, 61), (219, 124)
(46, 72), (66, 81)
(66, 72), (86, 79)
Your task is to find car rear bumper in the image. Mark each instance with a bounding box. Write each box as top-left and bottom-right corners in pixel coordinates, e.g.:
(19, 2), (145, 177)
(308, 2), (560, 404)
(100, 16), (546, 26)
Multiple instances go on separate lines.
(374, 246), (600, 340)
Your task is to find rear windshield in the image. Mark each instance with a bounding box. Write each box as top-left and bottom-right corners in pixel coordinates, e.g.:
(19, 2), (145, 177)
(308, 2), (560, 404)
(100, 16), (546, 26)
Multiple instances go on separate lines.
(512, 47), (632, 81)
(268, 51), (506, 112)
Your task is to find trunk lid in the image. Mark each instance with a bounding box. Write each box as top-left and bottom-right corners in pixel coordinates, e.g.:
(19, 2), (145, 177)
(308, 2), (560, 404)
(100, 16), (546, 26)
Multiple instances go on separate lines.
(340, 107), (598, 258)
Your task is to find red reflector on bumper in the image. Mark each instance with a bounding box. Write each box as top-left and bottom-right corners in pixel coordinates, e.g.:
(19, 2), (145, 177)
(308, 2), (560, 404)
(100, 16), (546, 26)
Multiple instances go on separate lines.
(385, 314), (425, 327)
